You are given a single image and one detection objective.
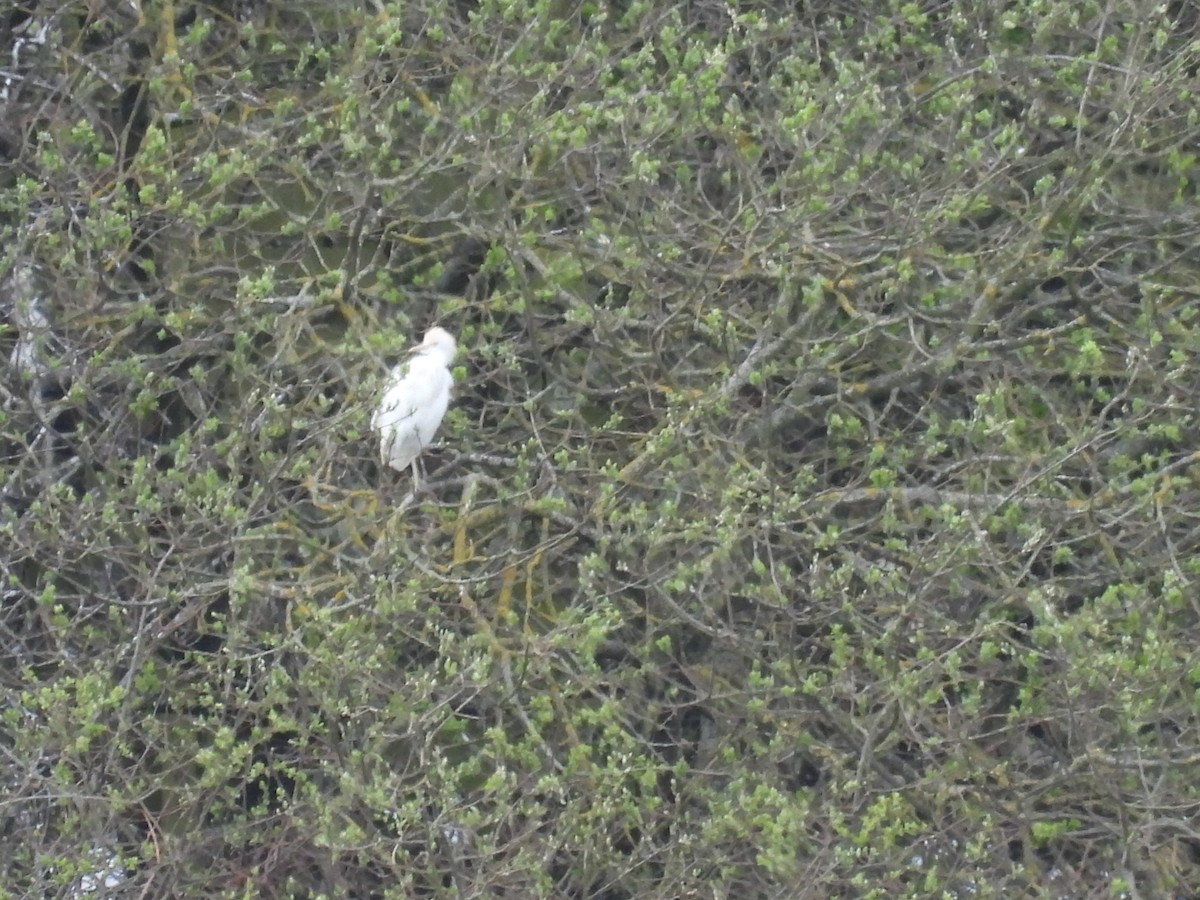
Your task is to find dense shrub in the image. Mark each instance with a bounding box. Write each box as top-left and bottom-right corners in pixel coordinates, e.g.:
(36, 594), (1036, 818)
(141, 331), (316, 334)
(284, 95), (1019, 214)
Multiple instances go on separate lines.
(3, 1), (1200, 896)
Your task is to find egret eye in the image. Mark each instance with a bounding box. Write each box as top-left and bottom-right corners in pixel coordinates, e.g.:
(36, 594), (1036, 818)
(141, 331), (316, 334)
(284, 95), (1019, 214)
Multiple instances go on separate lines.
(371, 327), (457, 482)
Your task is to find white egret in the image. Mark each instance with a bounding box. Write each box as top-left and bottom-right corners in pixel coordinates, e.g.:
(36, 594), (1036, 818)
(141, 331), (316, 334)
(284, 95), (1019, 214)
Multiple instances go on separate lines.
(372, 327), (457, 479)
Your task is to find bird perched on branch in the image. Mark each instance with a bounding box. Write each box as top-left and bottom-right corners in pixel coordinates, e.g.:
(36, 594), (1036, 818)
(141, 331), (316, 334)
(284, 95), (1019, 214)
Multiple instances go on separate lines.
(372, 327), (456, 480)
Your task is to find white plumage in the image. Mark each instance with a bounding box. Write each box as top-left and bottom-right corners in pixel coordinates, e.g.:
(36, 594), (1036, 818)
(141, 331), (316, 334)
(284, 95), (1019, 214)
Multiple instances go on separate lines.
(372, 327), (456, 477)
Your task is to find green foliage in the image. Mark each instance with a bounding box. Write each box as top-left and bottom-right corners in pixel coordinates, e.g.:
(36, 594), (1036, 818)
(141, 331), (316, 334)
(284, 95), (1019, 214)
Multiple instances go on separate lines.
(3, 0), (1200, 896)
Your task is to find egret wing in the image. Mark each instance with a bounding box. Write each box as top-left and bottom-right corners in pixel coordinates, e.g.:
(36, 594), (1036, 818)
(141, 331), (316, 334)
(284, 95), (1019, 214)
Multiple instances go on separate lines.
(373, 355), (453, 471)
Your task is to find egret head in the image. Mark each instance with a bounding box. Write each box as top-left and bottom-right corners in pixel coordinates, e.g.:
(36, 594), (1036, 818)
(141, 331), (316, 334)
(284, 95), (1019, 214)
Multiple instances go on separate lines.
(413, 327), (457, 365)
